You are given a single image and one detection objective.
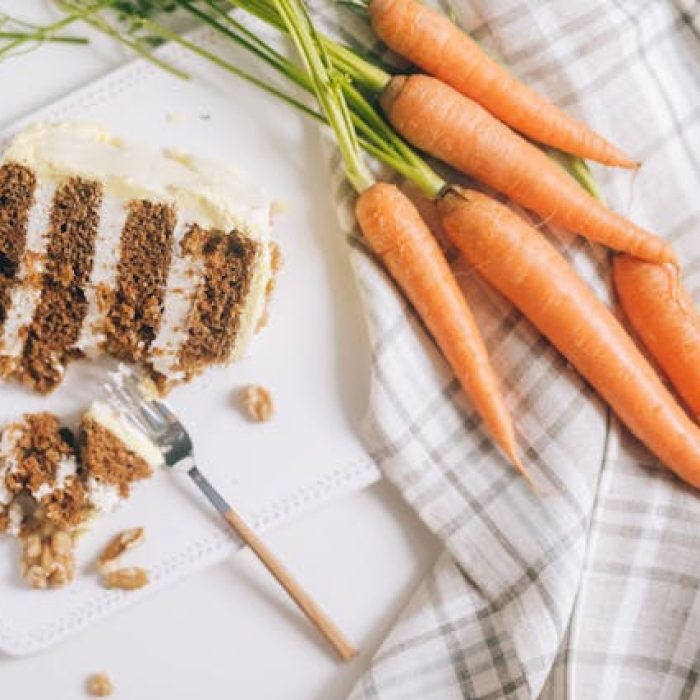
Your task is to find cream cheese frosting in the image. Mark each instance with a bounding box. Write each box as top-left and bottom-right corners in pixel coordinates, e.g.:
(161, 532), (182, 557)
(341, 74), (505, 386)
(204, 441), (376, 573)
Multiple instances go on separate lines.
(3, 122), (272, 239)
(75, 193), (128, 357)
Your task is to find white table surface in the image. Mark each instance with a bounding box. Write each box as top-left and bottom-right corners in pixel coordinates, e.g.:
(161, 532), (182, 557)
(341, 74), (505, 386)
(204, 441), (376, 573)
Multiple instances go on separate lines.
(0, 4), (439, 698)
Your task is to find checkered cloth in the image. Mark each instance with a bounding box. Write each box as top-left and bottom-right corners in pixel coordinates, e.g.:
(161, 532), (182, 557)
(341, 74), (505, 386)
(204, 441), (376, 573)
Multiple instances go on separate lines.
(316, 0), (700, 697)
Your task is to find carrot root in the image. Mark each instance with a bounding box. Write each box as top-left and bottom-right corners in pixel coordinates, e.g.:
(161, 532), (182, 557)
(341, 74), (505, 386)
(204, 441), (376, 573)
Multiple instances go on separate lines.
(369, 0), (638, 168)
(613, 255), (700, 420)
(438, 187), (700, 490)
(356, 182), (528, 478)
(381, 74), (676, 265)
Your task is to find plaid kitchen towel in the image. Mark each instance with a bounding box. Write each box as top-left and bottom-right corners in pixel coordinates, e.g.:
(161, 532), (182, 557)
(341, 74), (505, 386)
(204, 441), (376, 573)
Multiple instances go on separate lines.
(315, 0), (700, 697)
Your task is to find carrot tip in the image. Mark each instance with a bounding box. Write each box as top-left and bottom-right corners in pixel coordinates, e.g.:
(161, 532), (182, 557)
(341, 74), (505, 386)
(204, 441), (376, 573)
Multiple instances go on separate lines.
(508, 453), (541, 494)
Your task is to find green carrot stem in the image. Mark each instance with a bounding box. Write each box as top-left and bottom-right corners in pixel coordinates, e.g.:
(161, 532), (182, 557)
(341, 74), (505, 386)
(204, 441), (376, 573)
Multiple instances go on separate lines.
(188, 0), (440, 192)
(322, 36), (389, 92)
(176, 0), (312, 91)
(139, 18), (325, 122)
(548, 149), (606, 204)
(0, 32), (87, 44)
(223, 0), (391, 91)
(271, 0), (373, 192)
(0, 2), (106, 58)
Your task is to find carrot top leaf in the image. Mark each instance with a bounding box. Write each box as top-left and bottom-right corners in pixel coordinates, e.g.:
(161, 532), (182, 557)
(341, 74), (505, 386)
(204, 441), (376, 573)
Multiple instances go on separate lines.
(271, 0), (374, 192)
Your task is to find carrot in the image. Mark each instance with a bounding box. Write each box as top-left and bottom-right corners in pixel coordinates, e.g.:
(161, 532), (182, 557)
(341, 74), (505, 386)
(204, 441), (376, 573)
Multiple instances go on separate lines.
(438, 187), (700, 489)
(357, 182), (528, 478)
(369, 0), (637, 168)
(381, 75), (676, 265)
(613, 255), (700, 420)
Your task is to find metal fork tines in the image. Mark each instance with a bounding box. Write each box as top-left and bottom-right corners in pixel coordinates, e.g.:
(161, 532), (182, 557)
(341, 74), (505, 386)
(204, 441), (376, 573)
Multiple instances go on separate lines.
(101, 364), (356, 661)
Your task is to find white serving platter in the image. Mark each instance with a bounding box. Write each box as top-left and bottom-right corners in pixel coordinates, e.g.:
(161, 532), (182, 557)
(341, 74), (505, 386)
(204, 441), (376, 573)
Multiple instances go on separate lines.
(0, 26), (379, 656)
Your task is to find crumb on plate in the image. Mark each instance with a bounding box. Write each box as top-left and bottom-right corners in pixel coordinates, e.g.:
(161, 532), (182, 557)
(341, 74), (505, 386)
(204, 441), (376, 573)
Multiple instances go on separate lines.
(242, 385), (274, 422)
(86, 672), (114, 697)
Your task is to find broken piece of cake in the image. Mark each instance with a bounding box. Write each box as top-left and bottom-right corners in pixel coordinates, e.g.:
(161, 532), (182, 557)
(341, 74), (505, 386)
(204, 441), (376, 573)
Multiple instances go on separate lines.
(0, 122), (277, 393)
(0, 404), (163, 588)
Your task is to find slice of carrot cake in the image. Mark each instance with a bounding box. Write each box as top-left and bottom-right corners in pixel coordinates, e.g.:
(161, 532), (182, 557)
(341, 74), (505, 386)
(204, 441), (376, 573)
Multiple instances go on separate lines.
(0, 122), (277, 394)
(0, 405), (162, 588)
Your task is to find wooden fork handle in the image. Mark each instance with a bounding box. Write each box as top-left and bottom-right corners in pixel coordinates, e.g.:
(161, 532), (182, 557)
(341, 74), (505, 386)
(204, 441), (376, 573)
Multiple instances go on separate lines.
(224, 508), (357, 662)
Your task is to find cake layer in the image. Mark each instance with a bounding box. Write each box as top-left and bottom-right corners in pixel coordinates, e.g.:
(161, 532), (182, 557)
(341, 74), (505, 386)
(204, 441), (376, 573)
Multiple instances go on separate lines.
(0, 123), (276, 392)
(105, 199), (176, 361)
(0, 405), (163, 538)
(175, 226), (260, 383)
(0, 164), (36, 334)
(20, 178), (102, 392)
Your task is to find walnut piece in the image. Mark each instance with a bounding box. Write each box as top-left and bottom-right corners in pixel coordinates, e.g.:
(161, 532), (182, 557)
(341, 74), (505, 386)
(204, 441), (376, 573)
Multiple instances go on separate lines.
(86, 672), (114, 697)
(103, 566), (149, 591)
(243, 385), (274, 422)
(19, 525), (76, 589)
(98, 527), (145, 574)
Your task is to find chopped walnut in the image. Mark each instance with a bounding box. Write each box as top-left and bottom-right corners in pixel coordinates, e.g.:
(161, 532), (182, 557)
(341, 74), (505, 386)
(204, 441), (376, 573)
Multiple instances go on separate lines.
(103, 566), (149, 591)
(98, 527), (145, 574)
(243, 385), (274, 422)
(86, 672), (114, 697)
(19, 525), (76, 589)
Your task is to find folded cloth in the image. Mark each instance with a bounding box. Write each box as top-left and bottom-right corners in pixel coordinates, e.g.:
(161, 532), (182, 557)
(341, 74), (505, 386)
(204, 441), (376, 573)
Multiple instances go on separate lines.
(317, 0), (700, 696)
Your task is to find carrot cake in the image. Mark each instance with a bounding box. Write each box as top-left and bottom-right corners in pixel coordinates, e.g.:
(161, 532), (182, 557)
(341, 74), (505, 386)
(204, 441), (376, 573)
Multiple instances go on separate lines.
(0, 404), (162, 587)
(0, 122), (277, 394)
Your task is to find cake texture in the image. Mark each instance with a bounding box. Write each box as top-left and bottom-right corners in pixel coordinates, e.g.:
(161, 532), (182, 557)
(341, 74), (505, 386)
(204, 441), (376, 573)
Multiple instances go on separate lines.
(0, 123), (276, 393)
(0, 405), (162, 587)
(0, 405), (161, 538)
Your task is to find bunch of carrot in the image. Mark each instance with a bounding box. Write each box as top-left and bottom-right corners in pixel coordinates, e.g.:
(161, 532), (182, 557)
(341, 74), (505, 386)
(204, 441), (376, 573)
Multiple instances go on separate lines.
(50, 0), (700, 492)
(259, 0), (700, 491)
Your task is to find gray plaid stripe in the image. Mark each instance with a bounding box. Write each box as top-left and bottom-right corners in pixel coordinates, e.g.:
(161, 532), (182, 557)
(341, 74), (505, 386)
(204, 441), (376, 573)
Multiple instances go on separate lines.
(572, 651), (697, 679)
(554, 17), (685, 110)
(678, 647), (700, 700)
(426, 569), (477, 696)
(613, 0), (700, 181)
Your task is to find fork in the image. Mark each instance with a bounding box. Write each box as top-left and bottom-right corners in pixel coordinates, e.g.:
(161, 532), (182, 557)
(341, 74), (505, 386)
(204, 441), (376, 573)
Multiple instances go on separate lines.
(103, 364), (357, 662)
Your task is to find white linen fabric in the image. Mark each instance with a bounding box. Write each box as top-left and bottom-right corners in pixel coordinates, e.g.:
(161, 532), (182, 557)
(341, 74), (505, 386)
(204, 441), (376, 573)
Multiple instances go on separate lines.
(317, 0), (700, 696)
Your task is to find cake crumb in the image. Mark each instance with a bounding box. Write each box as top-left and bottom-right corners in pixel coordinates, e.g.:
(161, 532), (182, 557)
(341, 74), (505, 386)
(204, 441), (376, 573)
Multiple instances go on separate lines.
(86, 672), (114, 697)
(98, 527), (145, 574)
(103, 566), (149, 591)
(243, 385), (274, 422)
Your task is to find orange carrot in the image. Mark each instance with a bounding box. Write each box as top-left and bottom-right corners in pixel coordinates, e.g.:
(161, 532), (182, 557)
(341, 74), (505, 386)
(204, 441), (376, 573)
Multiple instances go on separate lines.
(381, 75), (676, 265)
(613, 255), (700, 420)
(438, 187), (700, 489)
(369, 0), (636, 168)
(356, 182), (527, 477)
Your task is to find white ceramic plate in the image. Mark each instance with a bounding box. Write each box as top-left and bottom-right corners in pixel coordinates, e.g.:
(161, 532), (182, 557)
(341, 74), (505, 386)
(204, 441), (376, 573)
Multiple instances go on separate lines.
(0, 26), (378, 656)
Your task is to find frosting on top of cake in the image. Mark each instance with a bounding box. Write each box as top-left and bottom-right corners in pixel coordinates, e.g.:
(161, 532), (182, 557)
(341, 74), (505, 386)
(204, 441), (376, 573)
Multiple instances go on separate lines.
(4, 122), (272, 241)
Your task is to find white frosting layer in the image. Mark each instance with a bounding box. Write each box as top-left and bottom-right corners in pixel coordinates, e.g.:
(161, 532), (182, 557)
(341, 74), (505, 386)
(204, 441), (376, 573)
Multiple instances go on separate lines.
(149, 215), (204, 381)
(85, 476), (121, 516)
(0, 424), (20, 506)
(86, 400), (164, 470)
(0, 423), (23, 534)
(75, 194), (127, 357)
(0, 183), (55, 362)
